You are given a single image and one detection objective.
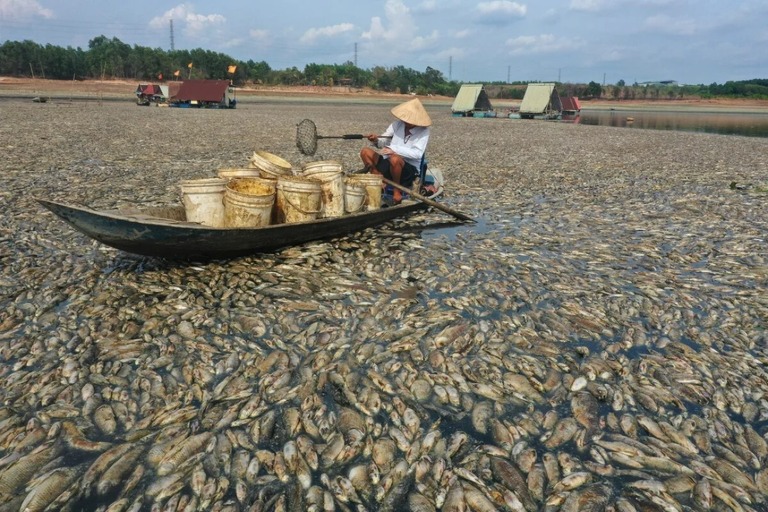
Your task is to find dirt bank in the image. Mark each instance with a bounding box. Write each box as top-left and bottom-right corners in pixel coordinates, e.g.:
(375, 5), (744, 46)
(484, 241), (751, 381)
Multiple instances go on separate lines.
(3, 76), (767, 111)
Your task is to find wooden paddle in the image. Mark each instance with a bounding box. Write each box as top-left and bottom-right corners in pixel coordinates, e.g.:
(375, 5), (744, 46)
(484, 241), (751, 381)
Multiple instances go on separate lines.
(350, 168), (475, 223)
(383, 177), (475, 222)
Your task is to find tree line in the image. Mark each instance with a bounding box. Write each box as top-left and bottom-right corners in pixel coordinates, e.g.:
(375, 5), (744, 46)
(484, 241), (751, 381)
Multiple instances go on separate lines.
(1, 36), (766, 100)
(0, 36), (460, 96)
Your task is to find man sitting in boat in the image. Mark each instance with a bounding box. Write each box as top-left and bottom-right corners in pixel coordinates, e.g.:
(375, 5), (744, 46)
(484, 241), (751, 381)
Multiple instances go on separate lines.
(360, 98), (431, 205)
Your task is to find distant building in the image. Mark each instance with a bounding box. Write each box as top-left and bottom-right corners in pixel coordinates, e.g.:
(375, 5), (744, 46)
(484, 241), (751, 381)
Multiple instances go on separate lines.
(519, 83), (562, 119)
(560, 96), (581, 114)
(638, 80), (679, 87)
(135, 83), (168, 105)
(451, 84), (493, 116)
(170, 80), (236, 108)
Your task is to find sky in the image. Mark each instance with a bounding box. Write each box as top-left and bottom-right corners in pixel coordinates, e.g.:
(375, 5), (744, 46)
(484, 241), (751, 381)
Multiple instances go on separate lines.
(1, 0), (767, 85)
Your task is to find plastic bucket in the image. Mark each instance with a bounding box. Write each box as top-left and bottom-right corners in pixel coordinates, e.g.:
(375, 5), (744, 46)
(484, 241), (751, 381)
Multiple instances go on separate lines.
(344, 180), (367, 213)
(302, 161), (344, 218)
(217, 167), (262, 180)
(249, 151), (291, 180)
(179, 178), (227, 226)
(224, 178), (276, 228)
(346, 173), (383, 210)
(275, 175), (322, 224)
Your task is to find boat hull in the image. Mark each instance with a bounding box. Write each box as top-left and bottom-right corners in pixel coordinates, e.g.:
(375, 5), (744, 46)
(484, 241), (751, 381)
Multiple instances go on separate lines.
(37, 198), (433, 260)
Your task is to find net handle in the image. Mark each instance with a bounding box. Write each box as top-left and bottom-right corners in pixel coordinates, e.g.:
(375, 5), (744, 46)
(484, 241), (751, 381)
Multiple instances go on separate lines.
(296, 118), (391, 156)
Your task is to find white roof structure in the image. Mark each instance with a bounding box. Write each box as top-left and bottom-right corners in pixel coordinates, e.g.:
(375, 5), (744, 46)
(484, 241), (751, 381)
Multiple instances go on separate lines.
(451, 84), (493, 113)
(519, 83), (562, 115)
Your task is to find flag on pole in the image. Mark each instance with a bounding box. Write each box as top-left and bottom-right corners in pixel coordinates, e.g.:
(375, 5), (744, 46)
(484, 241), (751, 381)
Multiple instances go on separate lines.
(173, 70), (180, 77)
(227, 65), (237, 74)
(188, 62), (193, 68)
(157, 73), (163, 80)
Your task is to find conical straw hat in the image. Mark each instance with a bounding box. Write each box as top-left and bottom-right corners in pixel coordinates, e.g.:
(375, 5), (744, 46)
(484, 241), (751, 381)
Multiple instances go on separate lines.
(391, 98), (432, 127)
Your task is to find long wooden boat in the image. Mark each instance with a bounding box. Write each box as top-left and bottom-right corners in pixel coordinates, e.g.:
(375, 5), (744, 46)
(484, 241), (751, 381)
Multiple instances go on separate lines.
(36, 190), (442, 260)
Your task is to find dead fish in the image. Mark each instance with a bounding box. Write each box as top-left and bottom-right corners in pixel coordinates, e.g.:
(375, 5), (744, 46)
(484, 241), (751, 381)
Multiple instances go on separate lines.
(551, 471), (593, 493)
(571, 391), (600, 436)
(93, 404), (118, 436)
(471, 401), (494, 435)
(711, 485), (747, 512)
(462, 482), (497, 512)
(378, 469), (414, 512)
(96, 445), (144, 496)
(0, 443), (61, 497)
(526, 462), (546, 503)
(80, 442), (133, 494)
(60, 421), (112, 452)
(709, 458), (757, 491)
(441, 476), (466, 512)
(693, 477), (713, 509)
(542, 417), (579, 449)
(19, 465), (82, 512)
(490, 457), (536, 511)
(157, 432), (213, 476)
(558, 483), (613, 512)
(408, 491), (436, 512)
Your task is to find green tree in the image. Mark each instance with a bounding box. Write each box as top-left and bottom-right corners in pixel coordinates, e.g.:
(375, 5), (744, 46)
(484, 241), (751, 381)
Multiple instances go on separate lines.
(586, 81), (602, 98)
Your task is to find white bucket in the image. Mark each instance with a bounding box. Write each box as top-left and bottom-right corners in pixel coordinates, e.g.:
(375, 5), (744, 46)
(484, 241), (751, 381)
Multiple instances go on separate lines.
(217, 167), (262, 181)
(275, 175), (322, 224)
(346, 173), (383, 210)
(249, 151), (291, 180)
(224, 178), (276, 228)
(344, 180), (367, 213)
(302, 160), (344, 218)
(179, 177), (227, 226)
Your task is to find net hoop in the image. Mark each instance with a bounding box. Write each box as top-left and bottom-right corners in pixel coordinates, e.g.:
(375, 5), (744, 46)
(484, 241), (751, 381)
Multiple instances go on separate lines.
(296, 119), (318, 156)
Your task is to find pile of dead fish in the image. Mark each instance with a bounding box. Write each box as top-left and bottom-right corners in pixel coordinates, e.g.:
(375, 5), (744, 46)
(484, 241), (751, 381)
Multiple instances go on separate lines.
(2, 240), (767, 512)
(1, 99), (768, 511)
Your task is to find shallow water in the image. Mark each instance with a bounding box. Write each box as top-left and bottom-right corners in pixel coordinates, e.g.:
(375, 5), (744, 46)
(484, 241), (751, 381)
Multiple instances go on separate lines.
(571, 110), (768, 137)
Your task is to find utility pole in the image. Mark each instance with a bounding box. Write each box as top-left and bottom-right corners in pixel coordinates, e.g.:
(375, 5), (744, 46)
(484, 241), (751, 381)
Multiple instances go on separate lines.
(170, 19), (175, 51)
(558, 68), (561, 82)
(507, 65), (511, 83)
(449, 56), (452, 81)
(354, 43), (357, 67)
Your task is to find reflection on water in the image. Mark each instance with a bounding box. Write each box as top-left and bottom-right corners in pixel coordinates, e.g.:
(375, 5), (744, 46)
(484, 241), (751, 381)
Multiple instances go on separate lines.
(574, 110), (768, 137)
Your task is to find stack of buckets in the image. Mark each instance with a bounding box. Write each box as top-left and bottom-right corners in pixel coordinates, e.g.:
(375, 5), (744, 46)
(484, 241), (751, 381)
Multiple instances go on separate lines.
(346, 173), (383, 211)
(179, 151), (384, 228)
(301, 161), (344, 218)
(179, 177), (229, 227)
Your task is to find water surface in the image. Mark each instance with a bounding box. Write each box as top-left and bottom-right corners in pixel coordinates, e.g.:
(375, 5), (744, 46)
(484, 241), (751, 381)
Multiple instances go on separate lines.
(571, 110), (768, 138)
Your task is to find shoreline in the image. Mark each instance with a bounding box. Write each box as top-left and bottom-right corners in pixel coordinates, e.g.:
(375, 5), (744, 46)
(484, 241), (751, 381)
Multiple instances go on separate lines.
(2, 76), (768, 113)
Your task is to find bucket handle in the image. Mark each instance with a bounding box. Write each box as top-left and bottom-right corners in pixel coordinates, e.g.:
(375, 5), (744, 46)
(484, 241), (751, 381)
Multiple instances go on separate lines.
(345, 200), (365, 214)
(281, 192), (322, 215)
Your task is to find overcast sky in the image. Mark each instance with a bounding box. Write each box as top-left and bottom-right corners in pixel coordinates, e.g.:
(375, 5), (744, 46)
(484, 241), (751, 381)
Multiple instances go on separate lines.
(1, 0), (766, 85)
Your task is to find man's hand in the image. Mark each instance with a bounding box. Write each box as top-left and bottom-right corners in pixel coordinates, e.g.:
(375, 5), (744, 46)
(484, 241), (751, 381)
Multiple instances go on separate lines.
(365, 134), (378, 142)
(380, 147), (394, 155)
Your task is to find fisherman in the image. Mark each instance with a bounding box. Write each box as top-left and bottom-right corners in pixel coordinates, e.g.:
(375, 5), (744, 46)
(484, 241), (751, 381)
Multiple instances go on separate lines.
(360, 97), (431, 205)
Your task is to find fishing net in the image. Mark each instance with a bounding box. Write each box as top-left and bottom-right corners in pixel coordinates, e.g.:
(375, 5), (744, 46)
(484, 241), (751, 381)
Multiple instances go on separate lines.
(296, 119), (318, 156)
